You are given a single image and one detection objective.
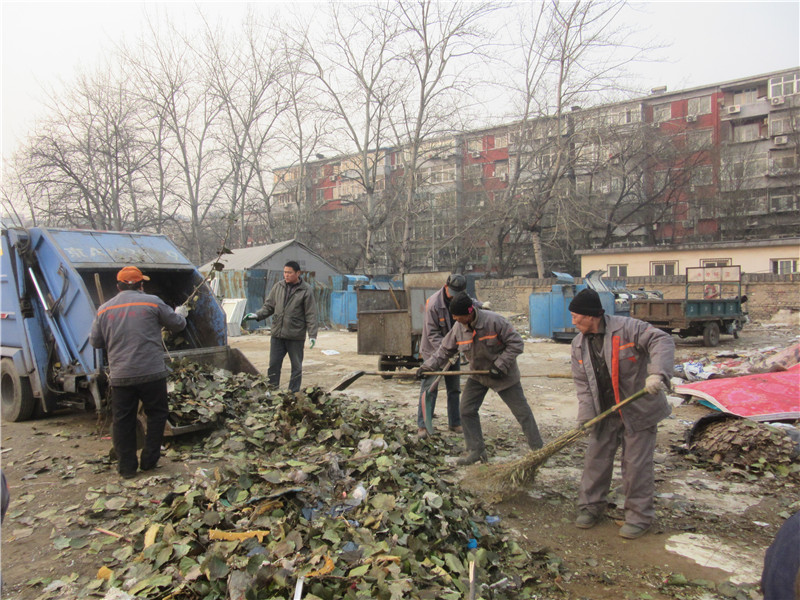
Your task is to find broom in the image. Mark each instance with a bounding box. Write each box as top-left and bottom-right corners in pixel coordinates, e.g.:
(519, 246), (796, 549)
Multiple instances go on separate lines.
(485, 388), (648, 495)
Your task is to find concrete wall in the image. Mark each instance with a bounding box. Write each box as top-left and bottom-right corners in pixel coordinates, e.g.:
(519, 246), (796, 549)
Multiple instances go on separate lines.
(476, 273), (800, 321)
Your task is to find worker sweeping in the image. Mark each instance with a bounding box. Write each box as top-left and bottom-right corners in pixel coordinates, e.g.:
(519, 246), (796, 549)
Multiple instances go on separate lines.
(569, 288), (674, 540)
(417, 292), (543, 465)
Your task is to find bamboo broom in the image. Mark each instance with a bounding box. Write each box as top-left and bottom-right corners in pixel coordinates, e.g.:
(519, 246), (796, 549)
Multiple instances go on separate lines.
(485, 388), (648, 496)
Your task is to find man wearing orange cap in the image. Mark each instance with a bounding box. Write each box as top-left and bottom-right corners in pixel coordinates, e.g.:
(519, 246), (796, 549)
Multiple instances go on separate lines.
(90, 266), (187, 479)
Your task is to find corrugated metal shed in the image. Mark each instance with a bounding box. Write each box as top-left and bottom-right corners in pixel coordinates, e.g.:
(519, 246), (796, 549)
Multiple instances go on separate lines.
(200, 239), (340, 285)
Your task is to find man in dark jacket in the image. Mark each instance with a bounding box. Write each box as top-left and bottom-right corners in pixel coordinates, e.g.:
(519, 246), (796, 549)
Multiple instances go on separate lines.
(90, 266), (187, 479)
(569, 288), (674, 540)
(244, 261), (318, 392)
(418, 292), (543, 465)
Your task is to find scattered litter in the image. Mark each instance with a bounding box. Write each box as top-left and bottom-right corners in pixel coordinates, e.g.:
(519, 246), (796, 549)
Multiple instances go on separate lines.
(321, 349), (340, 355)
(665, 533), (763, 585)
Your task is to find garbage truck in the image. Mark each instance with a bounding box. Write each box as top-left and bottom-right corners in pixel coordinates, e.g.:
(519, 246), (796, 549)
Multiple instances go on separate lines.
(0, 226), (258, 432)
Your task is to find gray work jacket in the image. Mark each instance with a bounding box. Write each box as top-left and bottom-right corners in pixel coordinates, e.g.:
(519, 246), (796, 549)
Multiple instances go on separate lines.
(571, 314), (674, 431)
(422, 308), (522, 392)
(90, 290), (186, 385)
(254, 278), (318, 341)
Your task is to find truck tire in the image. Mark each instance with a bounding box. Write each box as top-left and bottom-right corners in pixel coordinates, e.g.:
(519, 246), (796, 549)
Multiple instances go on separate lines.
(378, 356), (397, 379)
(1, 358), (35, 422)
(703, 322), (720, 347)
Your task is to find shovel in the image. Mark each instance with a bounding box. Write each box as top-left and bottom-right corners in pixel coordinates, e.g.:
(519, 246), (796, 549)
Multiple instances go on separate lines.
(330, 369), (573, 392)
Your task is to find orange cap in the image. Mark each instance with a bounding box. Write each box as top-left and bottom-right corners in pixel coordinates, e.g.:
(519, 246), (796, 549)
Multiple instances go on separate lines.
(116, 266), (150, 284)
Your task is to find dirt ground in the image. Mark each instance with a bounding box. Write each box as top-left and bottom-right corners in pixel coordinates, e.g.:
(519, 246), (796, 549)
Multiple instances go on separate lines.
(1, 315), (798, 599)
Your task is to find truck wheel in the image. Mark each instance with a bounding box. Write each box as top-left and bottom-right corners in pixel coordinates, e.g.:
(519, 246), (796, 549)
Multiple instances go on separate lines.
(1, 358), (35, 422)
(703, 322), (720, 347)
(378, 357), (396, 379)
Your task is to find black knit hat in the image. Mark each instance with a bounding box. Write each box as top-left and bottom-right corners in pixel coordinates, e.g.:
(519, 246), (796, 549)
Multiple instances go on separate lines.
(568, 288), (605, 317)
(449, 291), (474, 316)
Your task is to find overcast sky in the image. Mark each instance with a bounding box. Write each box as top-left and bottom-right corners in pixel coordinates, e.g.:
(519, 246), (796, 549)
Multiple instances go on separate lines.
(2, 1), (798, 160)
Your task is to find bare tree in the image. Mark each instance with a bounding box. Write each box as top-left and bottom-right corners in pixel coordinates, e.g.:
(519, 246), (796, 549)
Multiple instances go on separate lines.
(123, 16), (228, 263)
(502, 0), (654, 276)
(386, 0), (497, 273)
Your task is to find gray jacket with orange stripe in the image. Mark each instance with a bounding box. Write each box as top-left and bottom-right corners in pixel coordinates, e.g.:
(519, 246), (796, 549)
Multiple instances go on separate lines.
(571, 314), (673, 431)
(419, 286), (483, 361)
(90, 289), (186, 385)
(422, 308), (522, 392)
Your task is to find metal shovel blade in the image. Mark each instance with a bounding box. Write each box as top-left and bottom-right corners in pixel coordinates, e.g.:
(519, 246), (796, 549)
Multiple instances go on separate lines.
(331, 370), (367, 392)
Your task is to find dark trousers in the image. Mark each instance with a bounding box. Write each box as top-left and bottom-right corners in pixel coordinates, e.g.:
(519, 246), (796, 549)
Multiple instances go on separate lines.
(268, 337), (305, 392)
(417, 363), (461, 429)
(460, 379), (543, 453)
(112, 378), (169, 475)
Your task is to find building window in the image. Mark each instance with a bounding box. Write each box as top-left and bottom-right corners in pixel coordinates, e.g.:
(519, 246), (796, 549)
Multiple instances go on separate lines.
(732, 122), (761, 143)
(701, 259), (731, 267)
(465, 164), (482, 181)
(687, 129), (713, 150)
(772, 259), (798, 274)
(733, 88), (758, 105)
(769, 72), (799, 98)
(687, 96), (711, 115)
(653, 103), (671, 123)
(494, 161), (509, 178)
(691, 165), (713, 187)
(771, 194), (798, 212)
(769, 115), (797, 136)
(316, 188), (326, 202)
(493, 133), (508, 149)
(467, 138), (483, 153)
(652, 261), (677, 276)
(770, 150), (797, 173)
(608, 264), (627, 277)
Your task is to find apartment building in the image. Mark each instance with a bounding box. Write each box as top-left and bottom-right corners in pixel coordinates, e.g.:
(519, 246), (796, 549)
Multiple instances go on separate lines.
(270, 68), (799, 276)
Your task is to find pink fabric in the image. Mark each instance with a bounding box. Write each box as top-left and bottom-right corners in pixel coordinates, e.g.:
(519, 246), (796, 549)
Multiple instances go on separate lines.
(675, 363), (800, 421)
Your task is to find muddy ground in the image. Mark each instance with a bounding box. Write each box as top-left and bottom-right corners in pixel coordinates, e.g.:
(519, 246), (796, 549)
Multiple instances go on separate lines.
(1, 315), (798, 599)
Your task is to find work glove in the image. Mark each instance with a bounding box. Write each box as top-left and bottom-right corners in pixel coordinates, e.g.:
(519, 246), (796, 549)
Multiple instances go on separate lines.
(489, 363), (505, 379)
(482, 301), (492, 310)
(174, 305), (189, 318)
(416, 366), (433, 380)
(309, 338), (316, 349)
(243, 313), (258, 321)
(645, 374), (666, 395)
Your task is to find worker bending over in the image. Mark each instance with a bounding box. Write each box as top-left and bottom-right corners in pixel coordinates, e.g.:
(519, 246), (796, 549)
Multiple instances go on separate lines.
(418, 292), (543, 465)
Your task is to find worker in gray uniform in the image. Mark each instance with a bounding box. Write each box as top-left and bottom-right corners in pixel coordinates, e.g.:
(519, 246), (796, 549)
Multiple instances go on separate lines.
(569, 288), (674, 540)
(90, 266), (187, 479)
(416, 274), (469, 438)
(418, 292), (543, 465)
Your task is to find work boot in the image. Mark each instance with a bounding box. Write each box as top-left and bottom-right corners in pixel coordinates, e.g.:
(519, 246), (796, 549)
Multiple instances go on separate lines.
(449, 425), (463, 433)
(416, 428), (429, 439)
(456, 450), (488, 465)
(575, 510), (600, 529)
(619, 523), (650, 539)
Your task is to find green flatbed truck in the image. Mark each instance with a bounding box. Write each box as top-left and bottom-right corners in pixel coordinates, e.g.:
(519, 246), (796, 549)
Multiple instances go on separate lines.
(630, 266), (748, 347)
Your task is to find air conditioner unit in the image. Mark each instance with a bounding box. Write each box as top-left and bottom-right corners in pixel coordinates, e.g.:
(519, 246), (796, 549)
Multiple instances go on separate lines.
(471, 151), (481, 159)
(686, 115), (698, 122)
(775, 135), (789, 145)
(472, 178), (482, 186)
(499, 173), (508, 182)
(771, 96), (785, 106)
(726, 105), (740, 115)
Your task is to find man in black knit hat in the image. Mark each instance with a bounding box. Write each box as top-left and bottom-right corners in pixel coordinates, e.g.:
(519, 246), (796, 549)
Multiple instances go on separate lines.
(417, 292), (543, 465)
(568, 288), (674, 540)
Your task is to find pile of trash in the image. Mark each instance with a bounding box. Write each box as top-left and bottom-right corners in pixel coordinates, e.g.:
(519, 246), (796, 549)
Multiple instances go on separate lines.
(34, 363), (553, 600)
(675, 343), (799, 382)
